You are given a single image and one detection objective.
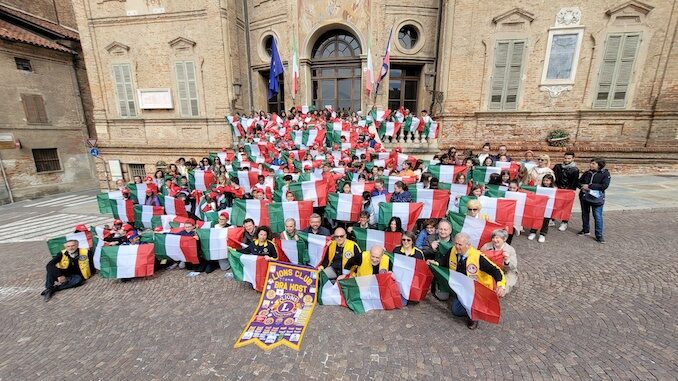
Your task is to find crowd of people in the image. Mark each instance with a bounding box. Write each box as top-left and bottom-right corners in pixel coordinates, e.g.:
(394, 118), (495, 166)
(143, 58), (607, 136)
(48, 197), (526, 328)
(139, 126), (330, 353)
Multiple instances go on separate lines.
(44, 109), (611, 329)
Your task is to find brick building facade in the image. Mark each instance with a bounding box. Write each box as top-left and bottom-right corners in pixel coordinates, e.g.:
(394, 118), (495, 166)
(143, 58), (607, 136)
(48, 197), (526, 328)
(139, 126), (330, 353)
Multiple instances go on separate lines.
(0, 2), (97, 204)
(71, 0), (677, 189)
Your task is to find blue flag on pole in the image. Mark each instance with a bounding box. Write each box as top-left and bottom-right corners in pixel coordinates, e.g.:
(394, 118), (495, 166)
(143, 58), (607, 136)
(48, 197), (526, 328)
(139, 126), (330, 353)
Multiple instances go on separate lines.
(268, 37), (284, 100)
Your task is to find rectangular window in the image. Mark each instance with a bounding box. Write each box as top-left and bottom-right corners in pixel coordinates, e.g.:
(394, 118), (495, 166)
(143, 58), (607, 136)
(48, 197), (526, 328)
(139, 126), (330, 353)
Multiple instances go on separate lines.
(542, 28), (584, 85)
(489, 40), (526, 111)
(388, 65), (421, 113)
(128, 163), (146, 178)
(15, 57), (32, 71)
(594, 33), (641, 109)
(175, 61), (200, 116)
(32, 148), (61, 172)
(21, 94), (48, 124)
(261, 71), (285, 113)
(112, 63), (137, 117)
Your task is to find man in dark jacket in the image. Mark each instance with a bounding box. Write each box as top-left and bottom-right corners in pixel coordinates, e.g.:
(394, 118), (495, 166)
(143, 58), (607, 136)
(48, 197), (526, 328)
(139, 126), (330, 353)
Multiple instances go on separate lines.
(553, 151), (580, 231)
(578, 158), (611, 244)
(42, 240), (96, 301)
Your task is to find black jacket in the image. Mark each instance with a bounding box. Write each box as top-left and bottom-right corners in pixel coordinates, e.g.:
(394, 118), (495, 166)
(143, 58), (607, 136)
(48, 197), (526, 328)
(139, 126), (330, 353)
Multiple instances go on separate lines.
(578, 169), (611, 197)
(553, 164), (580, 190)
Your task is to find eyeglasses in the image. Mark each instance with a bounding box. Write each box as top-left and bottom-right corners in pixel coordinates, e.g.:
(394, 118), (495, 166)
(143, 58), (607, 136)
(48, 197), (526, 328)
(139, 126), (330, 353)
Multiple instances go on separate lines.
(468, 208), (479, 211)
(401, 238), (412, 242)
(333, 234), (346, 239)
(538, 159), (547, 162)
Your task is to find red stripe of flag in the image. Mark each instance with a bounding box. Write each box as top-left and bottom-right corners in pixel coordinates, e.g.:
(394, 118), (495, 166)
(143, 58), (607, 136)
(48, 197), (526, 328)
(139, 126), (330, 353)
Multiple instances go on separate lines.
(375, 273), (403, 310)
(471, 281), (502, 324)
(179, 235), (200, 264)
(134, 244), (156, 277)
(254, 257), (269, 292)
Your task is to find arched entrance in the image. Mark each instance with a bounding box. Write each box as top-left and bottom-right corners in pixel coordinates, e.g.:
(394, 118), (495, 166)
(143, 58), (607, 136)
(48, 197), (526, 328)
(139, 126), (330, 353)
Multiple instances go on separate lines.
(311, 30), (362, 112)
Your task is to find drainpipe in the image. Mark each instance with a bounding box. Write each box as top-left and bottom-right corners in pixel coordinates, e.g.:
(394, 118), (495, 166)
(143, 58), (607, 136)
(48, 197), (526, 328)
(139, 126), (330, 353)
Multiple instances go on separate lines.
(242, 0), (254, 112)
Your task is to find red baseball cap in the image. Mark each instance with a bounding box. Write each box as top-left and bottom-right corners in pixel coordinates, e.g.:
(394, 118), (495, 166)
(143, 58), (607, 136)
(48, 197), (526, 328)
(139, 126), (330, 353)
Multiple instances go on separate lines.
(113, 219), (123, 225)
(74, 224), (88, 232)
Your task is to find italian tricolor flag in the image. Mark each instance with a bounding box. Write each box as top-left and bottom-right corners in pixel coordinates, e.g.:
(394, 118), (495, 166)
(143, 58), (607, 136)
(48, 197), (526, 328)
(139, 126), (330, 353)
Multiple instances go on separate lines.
(231, 199), (270, 226)
(162, 195), (188, 217)
(380, 175), (417, 192)
(109, 199), (135, 223)
(427, 165), (467, 184)
(232, 171), (261, 193)
(228, 249), (269, 292)
(292, 129), (325, 148)
(446, 183), (472, 213)
(521, 186), (576, 221)
(226, 115), (246, 138)
(352, 228), (402, 253)
(275, 231), (331, 266)
(429, 264), (501, 324)
(153, 233), (200, 264)
(127, 183), (148, 205)
(390, 254), (434, 302)
(46, 231), (93, 257)
(196, 227), (246, 260)
(326, 193), (363, 222)
(285, 180), (328, 207)
(189, 170), (216, 192)
(472, 166), (503, 184)
(378, 202), (424, 231)
(99, 244), (155, 279)
(424, 120), (439, 138)
(485, 189), (549, 231)
(318, 270), (346, 306)
(409, 188), (449, 219)
(380, 122), (400, 137)
(97, 191), (123, 214)
(447, 212), (504, 248)
(292, 37), (300, 98)
(133, 205), (164, 229)
(349, 182), (376, 195)
(338, 273), (403, 314)
(458, 196), (517, 234)
(268, 201), (314, 233)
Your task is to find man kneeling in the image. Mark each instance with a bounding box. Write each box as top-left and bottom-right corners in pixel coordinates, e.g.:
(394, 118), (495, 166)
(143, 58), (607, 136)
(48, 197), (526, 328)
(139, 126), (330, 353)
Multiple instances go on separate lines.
(42, 240), (95, 301)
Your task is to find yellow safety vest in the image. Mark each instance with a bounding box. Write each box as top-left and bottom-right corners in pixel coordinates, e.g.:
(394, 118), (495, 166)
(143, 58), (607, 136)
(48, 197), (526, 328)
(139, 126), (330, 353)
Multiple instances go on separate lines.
(353, 251), (390, 277)
(56, 249), (92, 280)
(326, 240), (359, 274)
(449, 247), (505, 290)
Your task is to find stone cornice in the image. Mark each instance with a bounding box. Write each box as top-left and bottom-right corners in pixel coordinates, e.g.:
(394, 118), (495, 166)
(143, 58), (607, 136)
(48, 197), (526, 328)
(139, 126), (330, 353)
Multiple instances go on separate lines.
(89, 9), (207, 26)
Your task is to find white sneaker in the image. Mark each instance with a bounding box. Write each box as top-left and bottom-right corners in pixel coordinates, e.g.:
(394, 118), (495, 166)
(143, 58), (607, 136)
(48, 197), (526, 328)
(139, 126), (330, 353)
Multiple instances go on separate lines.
(178, 261), (186, 269)
(558, 223), (568, 232)
(527, 233), (536, 240)
(549, 220), (556, 227)
(538, 235), (546, 243)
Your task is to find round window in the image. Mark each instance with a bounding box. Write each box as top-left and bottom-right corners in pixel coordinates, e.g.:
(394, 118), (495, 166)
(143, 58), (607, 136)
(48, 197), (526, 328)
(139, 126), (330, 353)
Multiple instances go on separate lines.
(398, 25), (419, 50)
(263, 35), (273, 57)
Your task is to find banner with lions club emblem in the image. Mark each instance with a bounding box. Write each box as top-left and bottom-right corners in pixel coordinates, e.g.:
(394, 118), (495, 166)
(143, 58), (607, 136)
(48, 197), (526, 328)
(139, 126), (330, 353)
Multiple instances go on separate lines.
(234, 262), (318, 350)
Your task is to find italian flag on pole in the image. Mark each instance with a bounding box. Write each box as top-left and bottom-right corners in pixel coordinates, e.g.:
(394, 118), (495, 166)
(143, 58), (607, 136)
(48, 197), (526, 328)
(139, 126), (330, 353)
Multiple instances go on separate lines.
(338, 273), (403, 314)
(231, 199), (270, 226)
(99, 244), (155, 279)
(277, 231), (331, 266)
(429, 263), (501, 324)
(161, 195), (188, 217)
(521, 186), (576, 221)
(268, 201), (314, 233)
(196, 227), (246, 260)
(427, 165), (467, 184)
(292, 36), (300, 98)
(378, 202), (424, 231)
(228, 249), (269, 292)
(352, 228), (402, 253)
(189, 170), (216, 192)
(109, 199), (135, 223)
(47, 231), (93, 257)
(472, 166), (503, 184)
(409, 188), (450, 219)
(326, 193), (363, 222)
(97, 191), (123, 214)
(133, 205), (164, 229)
(447, 212), (504, 248)
(153, 233), (200, 264)
(390, 253), (434, 302)
(458, 196), (517, 234)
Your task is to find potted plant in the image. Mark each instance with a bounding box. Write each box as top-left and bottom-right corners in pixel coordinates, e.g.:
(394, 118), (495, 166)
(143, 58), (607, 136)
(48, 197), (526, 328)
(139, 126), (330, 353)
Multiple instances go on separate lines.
(546, 129), (570, 147)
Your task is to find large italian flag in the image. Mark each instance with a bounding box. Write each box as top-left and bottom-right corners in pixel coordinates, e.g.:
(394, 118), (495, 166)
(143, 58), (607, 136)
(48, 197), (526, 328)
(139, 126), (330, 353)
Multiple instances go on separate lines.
(133, 205), (164, 229)
(127, 183), (148, 205)
(458, 196), (517, 234)
(446, 183), (472, 213)
(427, 165), (467, 184)
(46, 231), (93, 257)
(472, 166), (503, 184)
(196, 227), (246, 260)
(228, 249), (269, 291)
(109, 199), (135, 223)
(99, 244), (155, 279)
(286, 180), (328, 207)
(380, 175), (418, 192)
(231, 199), (270, 226)
(268, 201), (314, 233)
(522, 186), (576, 221)
(429, 264), (501, 324)
(318, 270), (346, 306)
(161, 195), (188, 217)
(447, 212), (504, 248)
(352, 228), (402, 253)
(378, 202), (424, 231)
(409, 188), (450, 218)
(275, 231), (331, 266)
(153, 233), (200, 264)
(380, 121), (401, 137)
(189, 170), (216, 192)
(338, 273), (403, 314)
(325, 193), (363, 222)
(97, 191), (123, 214)
(390, 253), (434, 302)
(485, 188), (549, 231)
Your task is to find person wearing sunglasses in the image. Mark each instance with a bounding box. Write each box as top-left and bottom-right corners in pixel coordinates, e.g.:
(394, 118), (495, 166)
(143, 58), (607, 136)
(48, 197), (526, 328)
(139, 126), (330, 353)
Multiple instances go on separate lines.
(393, 231), (424, 260)
(318, 227), (361, 281)
(466, 199), (489, 221)
(527, 154), (555, 187)
(337, 245), (392, 280)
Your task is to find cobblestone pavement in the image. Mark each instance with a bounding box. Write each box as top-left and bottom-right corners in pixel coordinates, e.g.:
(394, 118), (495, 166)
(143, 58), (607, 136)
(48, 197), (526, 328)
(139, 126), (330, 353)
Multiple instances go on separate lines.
(0, 207), (676, 380)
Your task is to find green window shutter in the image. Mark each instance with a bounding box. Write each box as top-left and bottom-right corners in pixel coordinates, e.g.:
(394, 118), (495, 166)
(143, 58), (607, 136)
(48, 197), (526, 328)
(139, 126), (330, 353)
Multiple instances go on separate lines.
(610, 34), (640, 108)
(489, 42), (509, 110)
(175, 62), (190, 116)
(121, 64), (136, 116)
(113, 64), (137, 117)
(185, 61), (199, 116)
(504, 41), (525, 110)
(595, 34), (640, 109)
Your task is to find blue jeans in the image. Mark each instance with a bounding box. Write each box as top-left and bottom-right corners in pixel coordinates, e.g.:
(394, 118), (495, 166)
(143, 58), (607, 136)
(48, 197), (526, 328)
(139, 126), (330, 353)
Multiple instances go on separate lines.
(450, 296), (468, 317)
(580, 198), (604, 239)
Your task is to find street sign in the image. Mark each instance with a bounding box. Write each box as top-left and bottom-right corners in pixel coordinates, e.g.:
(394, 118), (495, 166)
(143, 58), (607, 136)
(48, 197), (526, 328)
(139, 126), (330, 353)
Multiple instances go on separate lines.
(90, 148), (100, 157)
(87, 138), (97, 147)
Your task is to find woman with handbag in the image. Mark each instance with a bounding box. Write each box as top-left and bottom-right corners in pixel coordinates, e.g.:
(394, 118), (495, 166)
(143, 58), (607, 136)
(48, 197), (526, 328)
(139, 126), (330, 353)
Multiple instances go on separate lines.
(578, 158), (611, 244)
